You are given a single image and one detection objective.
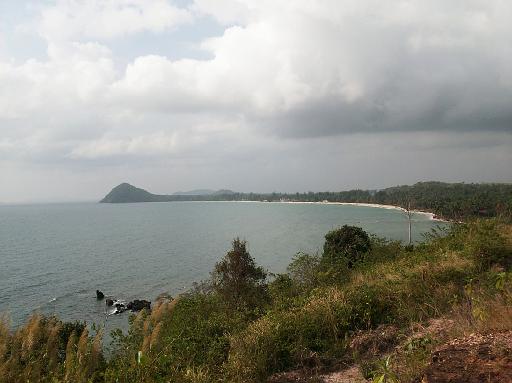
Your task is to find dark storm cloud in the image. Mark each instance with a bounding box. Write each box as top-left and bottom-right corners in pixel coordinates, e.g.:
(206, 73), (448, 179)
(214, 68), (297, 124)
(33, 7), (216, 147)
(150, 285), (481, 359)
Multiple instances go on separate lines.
(261, 50), (512, 138)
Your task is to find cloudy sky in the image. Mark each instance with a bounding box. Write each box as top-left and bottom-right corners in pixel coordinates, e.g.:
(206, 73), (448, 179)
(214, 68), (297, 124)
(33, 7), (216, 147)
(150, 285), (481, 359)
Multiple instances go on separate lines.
(1, 0), (511, 203)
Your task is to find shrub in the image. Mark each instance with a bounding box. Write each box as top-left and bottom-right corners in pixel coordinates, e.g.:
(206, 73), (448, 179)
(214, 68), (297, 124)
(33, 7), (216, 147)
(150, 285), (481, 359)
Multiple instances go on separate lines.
(211, 238), (268, 310)
(58, 320), (86, 361)
(464, 220), (511, 271)
(106, 294), (248, 382)
(268, 274), (300, 308)
(323, 226), (372, 268)
(226, 286), (383, 381)
(287, 252), (321, 291)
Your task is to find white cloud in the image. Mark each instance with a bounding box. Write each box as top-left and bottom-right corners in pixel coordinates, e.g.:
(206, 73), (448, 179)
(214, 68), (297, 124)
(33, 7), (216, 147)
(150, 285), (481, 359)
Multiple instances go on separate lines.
(0, 41), (114, 113)
(191, 0), (252, 25)
(106, 0), (512, 137)
(0, 0), (511, 202)
(39, 0), (192, 42)
(68, 131), (178, 158)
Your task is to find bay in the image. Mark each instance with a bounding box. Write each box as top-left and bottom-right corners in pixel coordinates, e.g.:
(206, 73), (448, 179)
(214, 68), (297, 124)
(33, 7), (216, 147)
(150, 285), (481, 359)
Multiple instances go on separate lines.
(0, 201), (446, 331)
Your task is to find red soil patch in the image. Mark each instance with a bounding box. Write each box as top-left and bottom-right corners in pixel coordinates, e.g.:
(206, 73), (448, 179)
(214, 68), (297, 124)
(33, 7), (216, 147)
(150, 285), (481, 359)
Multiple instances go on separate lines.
(422, 331), (512, 383)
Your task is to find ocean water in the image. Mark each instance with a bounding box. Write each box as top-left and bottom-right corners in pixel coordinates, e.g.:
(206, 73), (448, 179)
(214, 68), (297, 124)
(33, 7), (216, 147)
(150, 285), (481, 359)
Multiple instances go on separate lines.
(0, 201), (446, 331)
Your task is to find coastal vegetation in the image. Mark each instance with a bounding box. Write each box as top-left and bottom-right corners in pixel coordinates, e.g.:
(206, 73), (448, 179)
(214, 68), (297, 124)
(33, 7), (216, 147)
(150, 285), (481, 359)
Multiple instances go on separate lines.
(1, 217), (511, 382)
(101, 181), (512, 221)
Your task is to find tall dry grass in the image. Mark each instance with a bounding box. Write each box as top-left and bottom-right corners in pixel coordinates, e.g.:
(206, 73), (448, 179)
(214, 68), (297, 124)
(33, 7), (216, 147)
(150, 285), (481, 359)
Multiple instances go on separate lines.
(0, 314), (104, 383)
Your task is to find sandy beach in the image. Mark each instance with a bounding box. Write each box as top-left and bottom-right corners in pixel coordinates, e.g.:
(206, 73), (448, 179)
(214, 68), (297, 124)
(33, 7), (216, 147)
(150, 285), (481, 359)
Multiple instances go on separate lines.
(272, 200), (444, 221)
(179, 199), (446, 222)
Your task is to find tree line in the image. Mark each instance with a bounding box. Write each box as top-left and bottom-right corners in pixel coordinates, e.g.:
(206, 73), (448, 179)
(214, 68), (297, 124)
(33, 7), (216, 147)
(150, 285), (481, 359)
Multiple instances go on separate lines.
(170, 182), (512, 221)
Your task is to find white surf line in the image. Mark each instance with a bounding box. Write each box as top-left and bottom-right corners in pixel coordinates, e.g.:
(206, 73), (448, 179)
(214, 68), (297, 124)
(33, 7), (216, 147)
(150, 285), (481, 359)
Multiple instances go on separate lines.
(272, 200), (445, 221)
(182, 199), (447, 222)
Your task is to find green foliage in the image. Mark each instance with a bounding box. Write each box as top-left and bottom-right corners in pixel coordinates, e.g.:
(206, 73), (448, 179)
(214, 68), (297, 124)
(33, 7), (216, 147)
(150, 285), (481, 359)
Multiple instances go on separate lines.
(2, 219), (511, 382)
(211, 238), (268, 310)
(58, 320), (86, 361)
(106, 294), (249, 382)
(323, 225), (372, 268)
(361, 237), (403, 267)
(370, 356), (399, 383)
(404, 336), (433, 353)
(224, 222), (492, 380)
(268, 274), (300, 308)
(103, 181), (512, 221)
(287, 252), (321, 291)
(374, 182), (512, 221)
(463, 220), (511, 270)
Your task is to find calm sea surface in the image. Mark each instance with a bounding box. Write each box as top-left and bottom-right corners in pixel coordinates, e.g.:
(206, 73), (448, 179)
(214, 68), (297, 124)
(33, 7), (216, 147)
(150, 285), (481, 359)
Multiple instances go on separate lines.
(0, 201), (446, 331)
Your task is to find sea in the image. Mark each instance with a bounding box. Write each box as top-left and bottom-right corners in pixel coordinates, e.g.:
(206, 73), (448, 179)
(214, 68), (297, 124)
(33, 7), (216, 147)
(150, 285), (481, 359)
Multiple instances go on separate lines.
(0, 201), (447, 333)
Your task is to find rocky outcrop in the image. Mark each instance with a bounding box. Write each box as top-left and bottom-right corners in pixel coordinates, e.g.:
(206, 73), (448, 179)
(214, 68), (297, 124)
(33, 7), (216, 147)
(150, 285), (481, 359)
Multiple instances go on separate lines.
(98, 290), (151, 313)
(127, 299), (151, 311)
(107, 299), (151, 314)
(114, 303), (127, 314)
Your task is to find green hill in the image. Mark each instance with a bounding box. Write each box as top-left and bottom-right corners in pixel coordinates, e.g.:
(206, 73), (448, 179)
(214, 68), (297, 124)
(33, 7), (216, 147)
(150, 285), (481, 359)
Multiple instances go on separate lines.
(100, 183), (160, 203)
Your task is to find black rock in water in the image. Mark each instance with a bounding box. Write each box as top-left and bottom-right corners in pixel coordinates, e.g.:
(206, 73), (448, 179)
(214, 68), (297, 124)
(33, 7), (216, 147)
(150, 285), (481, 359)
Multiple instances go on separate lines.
(96, 290), (105, 300)
(104, 297), (151, 314)
(127, 299), (151, 312)
(114, 303), (128, 314)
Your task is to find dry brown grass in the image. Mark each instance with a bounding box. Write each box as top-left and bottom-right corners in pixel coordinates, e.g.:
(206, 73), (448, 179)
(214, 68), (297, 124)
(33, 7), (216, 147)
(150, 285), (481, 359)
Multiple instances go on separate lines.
(500, 223), (512, 243)
(139, 297), (177, 356)
(0, 314), (104, 383)
(450, 292), (512, 338)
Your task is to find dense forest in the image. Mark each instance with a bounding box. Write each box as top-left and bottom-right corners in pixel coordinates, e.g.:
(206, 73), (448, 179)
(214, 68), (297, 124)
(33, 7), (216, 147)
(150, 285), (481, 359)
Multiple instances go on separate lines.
(102, 182), (512, 221)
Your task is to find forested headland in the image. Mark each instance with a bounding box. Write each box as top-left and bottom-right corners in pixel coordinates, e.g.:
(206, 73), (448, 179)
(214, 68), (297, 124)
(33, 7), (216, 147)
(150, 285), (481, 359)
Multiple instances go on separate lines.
(101, 181), (512, 221)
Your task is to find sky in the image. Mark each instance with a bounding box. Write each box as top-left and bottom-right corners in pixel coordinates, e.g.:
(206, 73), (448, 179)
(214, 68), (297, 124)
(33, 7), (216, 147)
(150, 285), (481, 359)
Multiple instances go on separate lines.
(0, 0), (511, 203)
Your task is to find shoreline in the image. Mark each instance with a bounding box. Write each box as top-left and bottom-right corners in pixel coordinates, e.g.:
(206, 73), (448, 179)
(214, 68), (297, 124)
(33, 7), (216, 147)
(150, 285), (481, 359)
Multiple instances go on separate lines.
(272, 201), (445, 221)
(144, 199), (447, 222)
(189, 199), (447, 222)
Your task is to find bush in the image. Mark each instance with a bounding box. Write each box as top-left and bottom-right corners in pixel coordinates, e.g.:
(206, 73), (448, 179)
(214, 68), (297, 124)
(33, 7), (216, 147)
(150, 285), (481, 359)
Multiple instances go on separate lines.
(287, 252), (321, 291)
(226, 286), (392, 381)
(323, 226), (372, 268)
(465, 220), (511, 271)
(268, 274), (300, 308)
(211, 238), (268, 310)
(106, 294), (249, 382)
